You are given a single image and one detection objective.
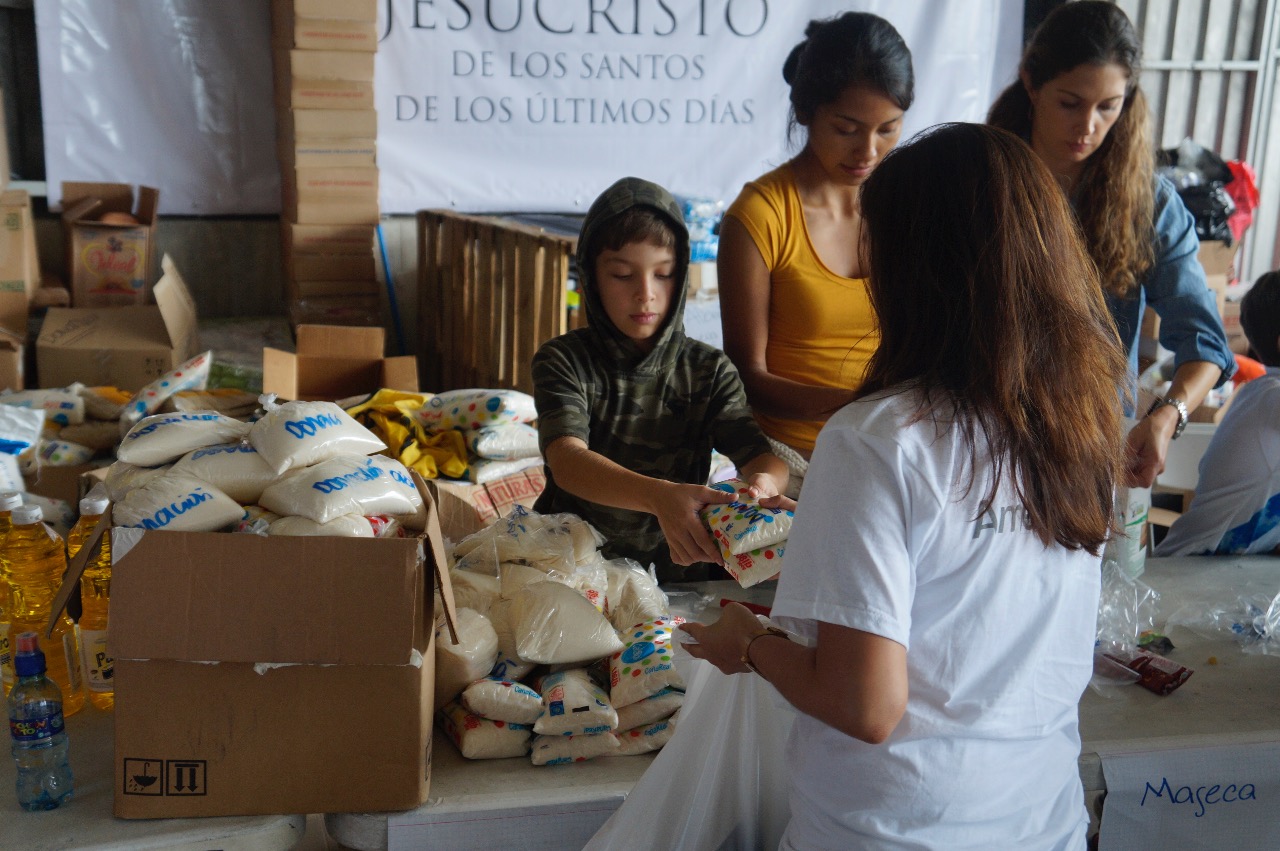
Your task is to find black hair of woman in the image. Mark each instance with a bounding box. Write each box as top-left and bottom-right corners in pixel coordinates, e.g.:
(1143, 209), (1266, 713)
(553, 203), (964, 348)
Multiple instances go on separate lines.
(783, 12), (915, 144)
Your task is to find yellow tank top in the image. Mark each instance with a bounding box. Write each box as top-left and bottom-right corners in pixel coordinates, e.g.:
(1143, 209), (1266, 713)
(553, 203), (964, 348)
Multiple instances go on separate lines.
(725, 164), (879, 453)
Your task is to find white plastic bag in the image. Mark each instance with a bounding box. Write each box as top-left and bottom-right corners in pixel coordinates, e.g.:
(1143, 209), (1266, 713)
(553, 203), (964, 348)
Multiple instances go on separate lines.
(268, 514), (374, 538)
(584, 648), (795, 851)
(248, 397), (386, 474)
(510, 581), (624, 665)
(439, 700), (533, 760)
(117, 411), (251, 467)
(171, 441), (277, 504)
(466, 422), (541, 460)
(417, 388), (537, 431)
(462, 677), (544, 725)
(435, 608), (500, 710)
(258, 453), (422, 524)
(113, 474), (246, 533)
(103, 461), (173, 502)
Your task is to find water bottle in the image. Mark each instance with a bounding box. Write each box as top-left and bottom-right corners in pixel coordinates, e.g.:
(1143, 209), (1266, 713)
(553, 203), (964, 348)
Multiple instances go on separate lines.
(8, 631), (74, 810)
(0, 491), (25, 696)
(68, 489), (113, 710)
(4, 505), (84, 716)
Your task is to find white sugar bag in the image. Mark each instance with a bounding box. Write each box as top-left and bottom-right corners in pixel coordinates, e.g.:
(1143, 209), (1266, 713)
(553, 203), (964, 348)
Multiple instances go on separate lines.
(268, 514), (373, 538)
(604, 560), (669, 631)
(499, 561), (554, 599)
(462, 678), (544, 725)
(103, 462), (172, 502)
(615, 687), (684, 732)
(533, 668), (618, 737)
(248, 398), (385, 474)
(609, 618), (685, 709)
(171, 442), (277, 504)
(258, 453), (422, 524)
(1, 389), (85, 426)
(439, 701), (532, 760)
(450, 568), (500, 615)
(614, 712), (678, 756)
(466, 422), (541, 461)
(117, 411), (251, 467)
(434, 608), (499, 710)
(531, 732), (620, 766)
(113, 474), (246, 532)
(487, 598), (537, 681)
(510, 581), (624, 665)
(417, 388), (537, 431)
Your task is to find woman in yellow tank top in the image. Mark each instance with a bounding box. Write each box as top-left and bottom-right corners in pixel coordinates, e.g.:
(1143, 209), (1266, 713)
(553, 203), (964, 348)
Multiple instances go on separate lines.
(719, 12), (915, 494)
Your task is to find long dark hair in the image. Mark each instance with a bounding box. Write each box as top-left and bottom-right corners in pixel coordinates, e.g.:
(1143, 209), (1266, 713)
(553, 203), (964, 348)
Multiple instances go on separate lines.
(988, 0), (1153, 298)
(784, 12), (914, 143)
(858, 123), (1127, 553)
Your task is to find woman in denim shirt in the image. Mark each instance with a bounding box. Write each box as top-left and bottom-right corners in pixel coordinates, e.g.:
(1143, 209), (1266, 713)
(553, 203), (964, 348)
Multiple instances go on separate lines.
(989, 1), (1234, 488)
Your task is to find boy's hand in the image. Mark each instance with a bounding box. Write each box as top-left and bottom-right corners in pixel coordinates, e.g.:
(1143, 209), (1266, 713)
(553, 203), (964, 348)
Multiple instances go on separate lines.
(653, 483), (735, 566)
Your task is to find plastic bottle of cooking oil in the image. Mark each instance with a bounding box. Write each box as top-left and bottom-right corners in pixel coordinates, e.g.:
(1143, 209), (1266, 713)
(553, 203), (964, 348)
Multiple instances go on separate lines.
(4, 505), (83, 717)
(0, 491), (26, 696)
(68, 489), (113, 710)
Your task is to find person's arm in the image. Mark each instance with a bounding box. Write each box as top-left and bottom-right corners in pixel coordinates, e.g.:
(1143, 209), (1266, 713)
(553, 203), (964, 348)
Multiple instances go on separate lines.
(738, 452), (792, 508)
(1126, 360), (1221, 486)
(718, 214), (856, 422)
(543, 436), (734, 566)
(682, 602), (907, 743)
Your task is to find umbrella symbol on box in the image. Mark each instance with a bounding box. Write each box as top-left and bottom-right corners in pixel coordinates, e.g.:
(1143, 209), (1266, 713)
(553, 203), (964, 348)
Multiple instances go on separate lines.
(132, 761), (158, 788)
(124, 758), (162, 794)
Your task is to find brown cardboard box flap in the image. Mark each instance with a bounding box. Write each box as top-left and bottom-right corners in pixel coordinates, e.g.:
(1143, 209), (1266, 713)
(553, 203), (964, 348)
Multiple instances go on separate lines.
(61, 182), (159, 225)
(153, 254), (199, 349)
(110, 532), (424, 665)
(264, 325), (418, 400)
(297, 323), (384, 358)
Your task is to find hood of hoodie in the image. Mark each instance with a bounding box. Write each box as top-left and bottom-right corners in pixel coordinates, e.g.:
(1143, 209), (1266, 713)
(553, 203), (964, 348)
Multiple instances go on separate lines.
(577, 177), (689, 374)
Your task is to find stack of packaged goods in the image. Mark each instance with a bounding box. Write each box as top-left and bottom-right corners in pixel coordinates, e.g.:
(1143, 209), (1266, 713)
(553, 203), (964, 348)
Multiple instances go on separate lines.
(270, 0), (382, 328)
(436, 507), (685, 765)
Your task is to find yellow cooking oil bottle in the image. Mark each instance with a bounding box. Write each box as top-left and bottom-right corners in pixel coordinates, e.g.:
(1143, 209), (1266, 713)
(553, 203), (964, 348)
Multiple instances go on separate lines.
(4, 504), (84, 716)
(0, 491), (24, 695)
(68, 489), (113, 710)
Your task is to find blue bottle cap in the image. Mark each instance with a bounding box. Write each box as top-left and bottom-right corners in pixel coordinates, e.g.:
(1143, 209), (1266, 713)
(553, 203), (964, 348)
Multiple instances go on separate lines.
(13, 632), (47, 678)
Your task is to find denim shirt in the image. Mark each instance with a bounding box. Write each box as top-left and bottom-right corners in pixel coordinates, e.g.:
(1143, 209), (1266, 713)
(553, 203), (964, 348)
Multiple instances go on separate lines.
(1103, 175), (1236, 394)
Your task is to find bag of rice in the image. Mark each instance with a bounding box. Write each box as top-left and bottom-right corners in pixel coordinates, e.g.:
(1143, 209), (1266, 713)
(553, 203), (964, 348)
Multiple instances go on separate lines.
(439, 701), (532, 760)
(450, 568), (500, 615)
(416, 388), (537, 431)
(487, 598), (537, 681)
(113, 474), (246, 532)
(117, 411), (251, 467)
(615, 687), (683, 732)
(613, 712), (678, 756)
(510, 581), (624, 665)
(468, 456), (543, 485)
(268, 514), (373, 538)
(531, 732), (620, 766)
(532, 668), (618, 737)
(258, 454), (422, 524)
(609, 617), (685, 708)
(466, 422), (541, 461)
(603, 560), (669, 631)
(248, 397), (386, 474)
(700, 479), (791, 587)
(435, 608), (499, 710)
(462, 678), (544, 725)
(171, 442), (277, 504)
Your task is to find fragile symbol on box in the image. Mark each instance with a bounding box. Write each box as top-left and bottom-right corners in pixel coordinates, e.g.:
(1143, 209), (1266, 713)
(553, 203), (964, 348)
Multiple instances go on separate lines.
(122, 758), (164, 795)
(122, 757), (207, 796)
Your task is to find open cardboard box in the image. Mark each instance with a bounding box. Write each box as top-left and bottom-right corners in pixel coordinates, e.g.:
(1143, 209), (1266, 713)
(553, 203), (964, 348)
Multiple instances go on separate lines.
(0, 189), (40, 337)
(263, 324), (416, 400)
(37, 254), (198, 391)
(60, 182), (160, 307)
(428, 466), (547, 542)
(47, 479), (459, 819)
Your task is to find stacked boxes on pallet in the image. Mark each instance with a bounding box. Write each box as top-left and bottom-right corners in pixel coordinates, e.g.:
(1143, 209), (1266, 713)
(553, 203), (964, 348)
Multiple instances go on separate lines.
(271, 0), (382, 328)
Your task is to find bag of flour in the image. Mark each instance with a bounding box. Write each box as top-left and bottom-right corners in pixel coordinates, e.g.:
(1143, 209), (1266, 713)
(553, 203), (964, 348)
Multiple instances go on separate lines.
(258, 453), (422, 524)
(171, 441), (278, 504)
(103, 462), (173, 502)
(248, 397), (385, 474)
(268, 514), (373, 538)
(113, 474), (246, 532)
(462, 678), (544, 725)
(510, 581), (624, 665)
(533, 668), (618, 737)
(439, 700), (532, 760)
(117, 411), (251, 467)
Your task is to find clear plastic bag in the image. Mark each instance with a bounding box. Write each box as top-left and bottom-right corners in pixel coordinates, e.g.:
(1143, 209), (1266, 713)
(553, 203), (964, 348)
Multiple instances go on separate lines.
(1165, 586), (1280, 656)
(585, 646), (794, 851)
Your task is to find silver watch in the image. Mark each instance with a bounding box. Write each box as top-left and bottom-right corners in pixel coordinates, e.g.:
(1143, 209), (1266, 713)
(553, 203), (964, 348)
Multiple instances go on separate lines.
(1146, 395), (1189, 439)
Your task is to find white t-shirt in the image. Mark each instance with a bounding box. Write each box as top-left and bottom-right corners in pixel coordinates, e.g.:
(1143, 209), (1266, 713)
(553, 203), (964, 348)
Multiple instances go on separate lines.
(771, 388), (1097, 851)
(1156, 369), (1280, 556)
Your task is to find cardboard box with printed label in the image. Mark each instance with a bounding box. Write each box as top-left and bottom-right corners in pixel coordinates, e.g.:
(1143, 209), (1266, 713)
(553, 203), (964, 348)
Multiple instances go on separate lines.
(428, 467), (548, 542)
(60, 182), (160, 307)
(37, 254), (198, 391)
(286, 222), (376, 255)
(43, 483), (457, 818)
(0, 189), (39, 336)
(283, 167), (380, 226)
(289, 49), (375, 110)
(263, 323), (417, 400)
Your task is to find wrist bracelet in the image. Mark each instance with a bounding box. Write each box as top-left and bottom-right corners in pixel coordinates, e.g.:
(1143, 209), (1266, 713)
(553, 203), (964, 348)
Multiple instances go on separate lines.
(741, 625), (790, 674)
(1146, 395), (1188, 440)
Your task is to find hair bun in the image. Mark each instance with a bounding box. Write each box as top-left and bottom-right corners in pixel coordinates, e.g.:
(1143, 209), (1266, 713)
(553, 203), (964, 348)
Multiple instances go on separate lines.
(782, 40), (806, 85)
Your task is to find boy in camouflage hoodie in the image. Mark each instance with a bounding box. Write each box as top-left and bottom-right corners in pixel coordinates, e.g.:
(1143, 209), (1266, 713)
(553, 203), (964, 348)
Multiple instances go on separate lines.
(532, 177), (790, 582)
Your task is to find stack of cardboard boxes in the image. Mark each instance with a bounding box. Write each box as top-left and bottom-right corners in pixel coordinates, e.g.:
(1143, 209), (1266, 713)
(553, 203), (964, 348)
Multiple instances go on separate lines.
(271, 0), (383, 328)
(0, 86), (40, 390)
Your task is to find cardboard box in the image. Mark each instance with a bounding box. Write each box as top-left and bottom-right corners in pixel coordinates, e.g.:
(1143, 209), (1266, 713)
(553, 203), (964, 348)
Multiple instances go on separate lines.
(1221, 286), (1248, 354)
(288, 294), (384, 329)
(1199, 239), (1239, 291)
(284, 167), (380, 225)
(428, 467), (548, 541)
(263, 323), (416, 400)
(288, 279), (380, 300)
(289, 137), (378, 168)
(287, 252), (377, 282)
(293, 16), (378, 51)
(96, 491), (455, 818)
(37, 254), (198, 390)
(0, 326), (23, 391)
(60, 182), (160, 307)
(0, 189), (39, 336)
(293, 109), (377, 139)
(291, 48), (375, 83)
(0, 87), (9, 195)
(294, 0), (377, 22)
(286, 222), (377, 255)
(23, 461), (103, 505)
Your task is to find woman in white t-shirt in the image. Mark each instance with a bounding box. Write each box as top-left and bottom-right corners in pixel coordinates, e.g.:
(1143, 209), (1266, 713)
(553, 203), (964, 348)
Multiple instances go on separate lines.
(682, 123), (1129, 850)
